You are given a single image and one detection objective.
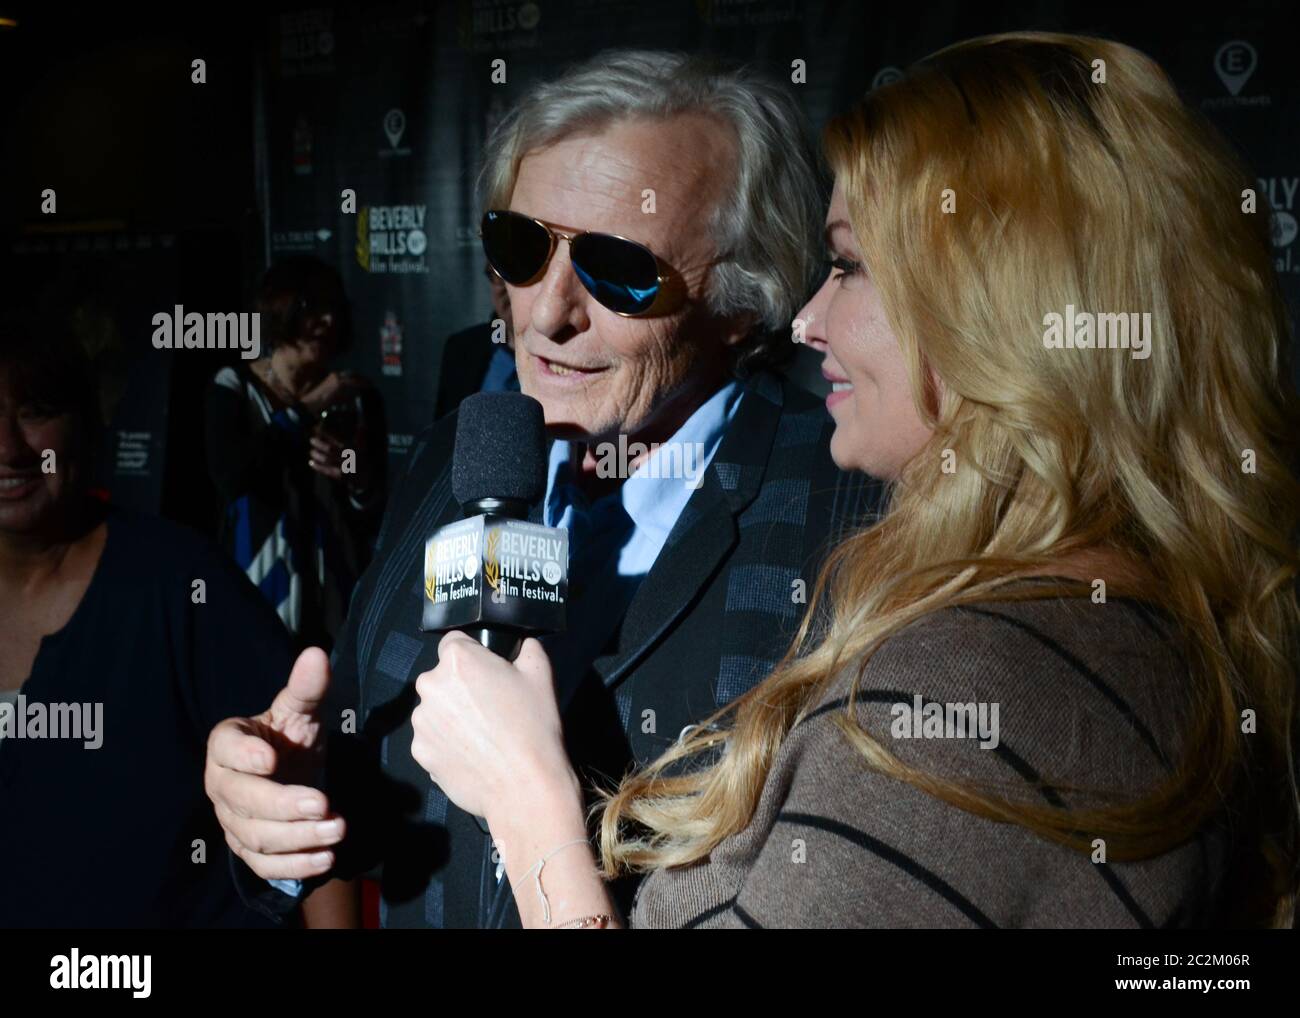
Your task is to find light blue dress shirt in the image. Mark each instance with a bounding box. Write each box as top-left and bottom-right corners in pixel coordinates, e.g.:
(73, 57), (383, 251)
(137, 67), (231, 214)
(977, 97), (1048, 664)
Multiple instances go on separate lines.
(539, 380), (743, 700)
(481, 344), (519, 395)
(269, 379), (744, 900)
(545, 378), (743, 571)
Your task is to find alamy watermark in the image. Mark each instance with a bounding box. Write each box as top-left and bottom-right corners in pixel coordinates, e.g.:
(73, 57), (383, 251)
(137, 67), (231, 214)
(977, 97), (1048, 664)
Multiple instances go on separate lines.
(0, 696), (103, 749)
(592, 436), (706, 490)
(151, 306), (261, 360)
(1042, 304), (1151, 360)
(50, 950), (150, 998)
(890, 695), (1000, 749)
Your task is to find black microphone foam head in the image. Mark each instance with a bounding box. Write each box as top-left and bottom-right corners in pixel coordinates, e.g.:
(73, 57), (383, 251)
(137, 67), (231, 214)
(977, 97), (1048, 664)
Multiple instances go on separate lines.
(452, 391), (547, 506)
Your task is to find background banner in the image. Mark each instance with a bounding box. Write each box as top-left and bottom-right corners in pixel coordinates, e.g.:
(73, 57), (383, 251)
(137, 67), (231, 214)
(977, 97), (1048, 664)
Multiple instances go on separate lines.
(249, 1), (1297, 475)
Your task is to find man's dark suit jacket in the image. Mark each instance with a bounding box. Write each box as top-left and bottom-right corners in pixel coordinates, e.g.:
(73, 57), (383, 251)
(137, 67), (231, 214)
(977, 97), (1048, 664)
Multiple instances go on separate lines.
(434, 320), (497, 421)
(237, 369), (882, 927)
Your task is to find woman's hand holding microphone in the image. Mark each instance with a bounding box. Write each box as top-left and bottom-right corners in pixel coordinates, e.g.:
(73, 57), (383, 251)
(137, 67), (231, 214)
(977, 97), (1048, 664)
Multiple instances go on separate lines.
(410, 632), (617, 928)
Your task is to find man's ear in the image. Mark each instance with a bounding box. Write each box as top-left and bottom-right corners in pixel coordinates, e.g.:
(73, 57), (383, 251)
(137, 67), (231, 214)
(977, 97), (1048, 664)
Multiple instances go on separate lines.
(719, 311), (759, 349)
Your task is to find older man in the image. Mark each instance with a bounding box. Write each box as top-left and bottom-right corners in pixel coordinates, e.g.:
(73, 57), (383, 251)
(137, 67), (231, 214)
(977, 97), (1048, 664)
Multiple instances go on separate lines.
(205, 50), (881, 928)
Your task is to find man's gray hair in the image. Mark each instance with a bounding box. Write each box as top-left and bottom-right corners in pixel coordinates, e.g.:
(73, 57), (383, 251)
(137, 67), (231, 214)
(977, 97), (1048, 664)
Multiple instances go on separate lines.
(478, 49), (825, 375)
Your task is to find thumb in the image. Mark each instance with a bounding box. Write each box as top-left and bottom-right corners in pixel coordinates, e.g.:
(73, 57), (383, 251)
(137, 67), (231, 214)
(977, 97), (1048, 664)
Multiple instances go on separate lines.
(512, 637), (554, 689)
(269, 646), (332, 723)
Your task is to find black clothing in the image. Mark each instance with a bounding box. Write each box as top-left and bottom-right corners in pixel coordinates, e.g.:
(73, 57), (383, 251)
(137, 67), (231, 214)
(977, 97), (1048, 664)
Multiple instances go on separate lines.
(236, 371), (882, 927)
(0, 505), (295, 927)
(205, 363), (387, 652)
(434, 321), (500, 421)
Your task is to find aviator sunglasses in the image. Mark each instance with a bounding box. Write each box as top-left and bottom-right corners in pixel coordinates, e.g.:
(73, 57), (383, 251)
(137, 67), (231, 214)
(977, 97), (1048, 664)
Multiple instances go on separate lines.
(479, 209), (670, 317)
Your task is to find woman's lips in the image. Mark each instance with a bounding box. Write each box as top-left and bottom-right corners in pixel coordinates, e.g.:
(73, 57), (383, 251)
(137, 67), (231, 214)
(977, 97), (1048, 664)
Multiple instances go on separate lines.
(0, 474), (40, 500)
(825, 379), (854, 410)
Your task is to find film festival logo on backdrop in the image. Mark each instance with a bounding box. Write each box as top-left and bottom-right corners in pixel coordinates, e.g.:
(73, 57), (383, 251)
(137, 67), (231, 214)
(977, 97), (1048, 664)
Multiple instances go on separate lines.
(355, 204), (428, 274)
(380, 109), (411, 158)
(1261, 176), (1299, 276)
(389, 433), (415, 461)
(380, 311), (404, 377)
(1203, 40), (1268, 109)
(697, 0), (799, 28)
(458, 0), (541, 53)
(114, 430), (152, 479)
(293, 115), (313, 175)
(278, 8), (336, 77)
(362, 8), (432, 41)
(272, 227), (332, 254)
(455, 222), (481, 249)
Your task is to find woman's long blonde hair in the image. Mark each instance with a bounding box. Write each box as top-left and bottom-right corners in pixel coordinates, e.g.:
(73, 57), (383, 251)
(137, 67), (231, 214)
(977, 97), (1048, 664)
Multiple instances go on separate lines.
(597, 32), (1300, 926)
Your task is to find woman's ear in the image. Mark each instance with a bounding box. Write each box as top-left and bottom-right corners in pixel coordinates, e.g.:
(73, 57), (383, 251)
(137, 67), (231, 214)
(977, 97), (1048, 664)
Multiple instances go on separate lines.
(919, 358), (945, 423)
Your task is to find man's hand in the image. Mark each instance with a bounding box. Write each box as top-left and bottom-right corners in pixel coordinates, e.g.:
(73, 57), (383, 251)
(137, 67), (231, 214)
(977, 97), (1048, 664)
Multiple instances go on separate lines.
(204, 647), (345, 881)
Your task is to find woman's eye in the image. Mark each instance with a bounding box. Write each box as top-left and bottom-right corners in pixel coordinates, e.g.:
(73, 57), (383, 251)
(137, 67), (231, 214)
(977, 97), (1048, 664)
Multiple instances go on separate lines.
(19, 404), (57, 421)
(830, 256), (861, 280)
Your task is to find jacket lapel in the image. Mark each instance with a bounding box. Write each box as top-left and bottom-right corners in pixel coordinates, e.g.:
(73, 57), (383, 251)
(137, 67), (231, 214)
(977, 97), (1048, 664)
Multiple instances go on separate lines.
(588, 372), (785, 689)
(485, 376), (785, 926)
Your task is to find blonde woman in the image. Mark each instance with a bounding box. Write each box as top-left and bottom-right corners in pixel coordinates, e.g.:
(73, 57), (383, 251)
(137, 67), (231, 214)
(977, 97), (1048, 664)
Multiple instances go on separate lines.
(404, 32), (1299, 928)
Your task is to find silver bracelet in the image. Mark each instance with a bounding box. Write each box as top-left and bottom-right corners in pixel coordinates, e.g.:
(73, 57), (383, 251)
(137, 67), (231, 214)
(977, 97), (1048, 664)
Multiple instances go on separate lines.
(516, 837), (591, 925)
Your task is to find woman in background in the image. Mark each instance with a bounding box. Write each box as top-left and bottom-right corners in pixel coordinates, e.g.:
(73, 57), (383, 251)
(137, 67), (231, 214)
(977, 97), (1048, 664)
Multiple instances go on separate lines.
(0, 311), (356, 927)
(205, 256), (386, 652)
(403, 33), (1299, 927)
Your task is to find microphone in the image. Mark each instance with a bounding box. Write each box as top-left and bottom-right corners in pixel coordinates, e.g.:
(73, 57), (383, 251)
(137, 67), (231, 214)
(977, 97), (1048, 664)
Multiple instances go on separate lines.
(420, 391), (568, 660)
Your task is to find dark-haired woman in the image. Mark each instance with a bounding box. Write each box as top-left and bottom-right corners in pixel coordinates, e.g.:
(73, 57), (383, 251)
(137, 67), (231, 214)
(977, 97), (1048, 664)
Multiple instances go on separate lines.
(205, 256), (386, 653)
(0, 313), (300, 927)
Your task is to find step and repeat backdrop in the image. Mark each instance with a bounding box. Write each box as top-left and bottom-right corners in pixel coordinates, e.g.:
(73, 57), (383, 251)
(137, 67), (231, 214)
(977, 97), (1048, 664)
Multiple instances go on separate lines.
(254, 0), (1298, 476)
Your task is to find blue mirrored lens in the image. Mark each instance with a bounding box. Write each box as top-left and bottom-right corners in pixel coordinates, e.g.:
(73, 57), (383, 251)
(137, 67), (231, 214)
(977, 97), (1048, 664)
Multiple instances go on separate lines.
(571, 260), (658, 314)
(570, 231), (659, 314)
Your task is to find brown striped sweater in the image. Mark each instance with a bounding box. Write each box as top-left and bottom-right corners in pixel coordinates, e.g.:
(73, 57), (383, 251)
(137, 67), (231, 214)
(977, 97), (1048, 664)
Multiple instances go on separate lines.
(631, 592), (1229, 928)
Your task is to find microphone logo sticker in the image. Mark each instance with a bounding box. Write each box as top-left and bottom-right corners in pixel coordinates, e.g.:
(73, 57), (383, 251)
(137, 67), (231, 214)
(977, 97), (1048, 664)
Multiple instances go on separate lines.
(483, 529), (501, 592)
(421, 516), (568, 636)
(424, 520), (482, 606)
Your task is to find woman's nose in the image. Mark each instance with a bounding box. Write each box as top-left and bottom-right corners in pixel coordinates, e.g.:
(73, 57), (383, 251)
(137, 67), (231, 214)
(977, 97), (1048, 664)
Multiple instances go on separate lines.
(0, 412), (29, 461)
(796, 281), (831, 352)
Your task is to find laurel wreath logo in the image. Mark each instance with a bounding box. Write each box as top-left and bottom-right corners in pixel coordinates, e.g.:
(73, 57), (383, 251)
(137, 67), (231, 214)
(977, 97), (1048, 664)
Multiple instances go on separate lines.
(424, 545), (437, 601)
(484, 530), (500, 591)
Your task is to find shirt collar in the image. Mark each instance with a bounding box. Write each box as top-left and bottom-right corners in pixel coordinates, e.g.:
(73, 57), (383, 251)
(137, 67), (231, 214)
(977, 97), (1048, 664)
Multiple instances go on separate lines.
(543, 379), (744, 538)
